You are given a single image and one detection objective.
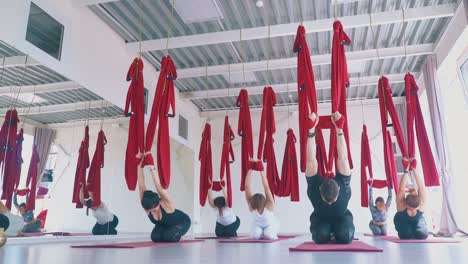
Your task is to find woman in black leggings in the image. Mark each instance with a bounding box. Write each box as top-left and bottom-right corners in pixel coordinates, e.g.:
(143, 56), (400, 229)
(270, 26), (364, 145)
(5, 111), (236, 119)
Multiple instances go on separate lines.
(137, 155), (191, 242)
(394, 165), (428, 239)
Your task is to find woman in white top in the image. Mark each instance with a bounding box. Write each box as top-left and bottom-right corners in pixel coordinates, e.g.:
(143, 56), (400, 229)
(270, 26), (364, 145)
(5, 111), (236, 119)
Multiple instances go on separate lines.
(79, 186), (118, 235)
(0, 201), (24, 237)
(244, 163), (279, 240)
(207, 185), (240, 237)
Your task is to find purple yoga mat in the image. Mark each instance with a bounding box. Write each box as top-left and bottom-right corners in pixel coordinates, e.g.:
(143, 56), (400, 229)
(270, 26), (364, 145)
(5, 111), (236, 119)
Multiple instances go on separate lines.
(379, 236), (461, 243)
(289, 241), (383, 252)
(195, 236), (247, 240)
(218, 235), (298, 243)
(71, 240), (204, 248)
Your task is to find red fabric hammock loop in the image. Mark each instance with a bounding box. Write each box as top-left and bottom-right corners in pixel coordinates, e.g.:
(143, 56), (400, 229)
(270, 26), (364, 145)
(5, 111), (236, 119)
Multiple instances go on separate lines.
(378, 76), (409, 193)
(87, 130), (107, 207)
(404, 73), (440, 186)
(25, 145), (40, 211)
(219, 116), (235, 207)
(236, 89), (254, 191)
(293, 25), (318, 173)
(72, 126), (90, 208)
(0, 110), (19, 210)
(360, 125), (390, 207)
(198, 123), (212, 206)
(143, 55), (176, 189)
(257, 87), (280, 195)
(276, 129), (300, 201)
(124, 58), (145, 191)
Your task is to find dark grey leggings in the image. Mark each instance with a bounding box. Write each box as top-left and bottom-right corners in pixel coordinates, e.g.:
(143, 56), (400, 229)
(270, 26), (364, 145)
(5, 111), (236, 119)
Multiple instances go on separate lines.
(310, 210), (355, 244)
(151, 217), (191, 242)
(92, 215), (119, 235)
(369, 221), (388, 236)
(215, 217), (241, 237)
(394, 215), (428, 239)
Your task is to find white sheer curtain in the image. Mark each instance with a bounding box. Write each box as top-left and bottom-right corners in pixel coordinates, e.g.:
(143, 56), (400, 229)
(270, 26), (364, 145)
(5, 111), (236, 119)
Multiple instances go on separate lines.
(423, 55), (465, 236)
(33, 127), (56, 181)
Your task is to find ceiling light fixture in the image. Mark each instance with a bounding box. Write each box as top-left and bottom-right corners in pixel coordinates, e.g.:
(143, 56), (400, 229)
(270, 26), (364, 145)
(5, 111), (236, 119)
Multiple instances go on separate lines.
(256, 1), (264, 8)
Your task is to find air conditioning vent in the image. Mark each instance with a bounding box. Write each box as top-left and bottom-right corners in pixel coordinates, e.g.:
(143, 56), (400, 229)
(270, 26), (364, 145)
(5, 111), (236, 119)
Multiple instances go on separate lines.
(178, 115), (188, 140)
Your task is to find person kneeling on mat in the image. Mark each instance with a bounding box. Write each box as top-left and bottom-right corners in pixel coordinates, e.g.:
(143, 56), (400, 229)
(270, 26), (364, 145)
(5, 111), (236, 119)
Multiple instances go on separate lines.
(79, 187), (119, 235)
(368, 183), (392, 236)
(13, 191), (41, 233)
(306, 112), (354, 244)
(207, 187), (240, 238)
(394, 165), (428, 240)
(244, 162), (279, 240)
(137, 155), (191, 242)
(0, 201), (24, 237)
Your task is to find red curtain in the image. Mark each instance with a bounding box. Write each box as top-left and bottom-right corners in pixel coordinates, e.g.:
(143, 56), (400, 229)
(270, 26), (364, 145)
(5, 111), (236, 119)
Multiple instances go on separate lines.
(198, 123), (212, 206)
(276, 129), (299, 201)
(72, 126), (90, 208)
(0, 110), (19, 209)
(219, 116), (235, 207)
(236, 89), (254, 191)
(25, 145), (40, 211)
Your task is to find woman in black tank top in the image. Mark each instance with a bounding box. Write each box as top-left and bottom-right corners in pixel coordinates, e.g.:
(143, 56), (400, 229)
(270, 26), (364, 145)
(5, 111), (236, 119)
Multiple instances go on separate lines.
(394, 164), (428, 239)
(137, 155), (191, 242)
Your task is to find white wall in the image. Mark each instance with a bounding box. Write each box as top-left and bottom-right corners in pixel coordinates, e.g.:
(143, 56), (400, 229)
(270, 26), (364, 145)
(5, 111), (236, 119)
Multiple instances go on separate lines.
(44, 123), (196, 233)
(197, 103), (404, 234)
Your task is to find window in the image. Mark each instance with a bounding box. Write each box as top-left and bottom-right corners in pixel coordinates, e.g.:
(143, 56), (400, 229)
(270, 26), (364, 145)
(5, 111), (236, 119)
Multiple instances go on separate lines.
(178, 115), (188, 140)
(26, 2), (64, 60)
(458, 56), (468, 103)
(144, 88), (149, 114)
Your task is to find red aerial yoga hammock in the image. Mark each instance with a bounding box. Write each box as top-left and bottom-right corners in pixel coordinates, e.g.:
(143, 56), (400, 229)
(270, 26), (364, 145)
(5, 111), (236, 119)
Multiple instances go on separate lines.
(24, 144), (40, 211)
(404, 73), (439, 186)
(124, 58), (145, 191)
(293, 25), (318, 173)
(215, 116), (235, 207)
(87, 130), (107, 207)
(143, 55), (176, 189)
(257, 87), (281, 195)
(13, 128), (24, 194)
(276, 129), (299, 201)
(0, 110), (19, 210)
(198, 123), (212, 206)
(72, 126), (90, 208)
(360, 125), (388, 207)
(237, 89), (254, 191)
(378, 76), (410, 193)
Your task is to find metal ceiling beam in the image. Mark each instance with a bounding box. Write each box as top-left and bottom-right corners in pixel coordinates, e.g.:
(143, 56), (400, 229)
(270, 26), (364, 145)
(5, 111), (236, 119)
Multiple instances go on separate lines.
(74, 0), (120, 6)
(0, 81), (81, 96)
(177, 44), (433, 79)
(0, 99), (108, 116)
(199, 97), (406, 117)
(0, 55), (40, 68)
(127, 4), (456, 52)
(180, 73), (412, 100)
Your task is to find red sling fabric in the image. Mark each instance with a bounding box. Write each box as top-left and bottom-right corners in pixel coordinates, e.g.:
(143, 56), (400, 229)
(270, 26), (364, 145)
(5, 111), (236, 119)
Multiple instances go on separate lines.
(327, 20), (353, 176)
(198, 123), (212, 206)
(378, 77), (409, 193)
(143, 55), (176, 189)
(236, 89), (254, 191)
(404, 73), (440, 186)
(219, 116), (235, 207)
(276, 129), (299, 201)
(124, 58), (145, 191)
(257, 87), (280, 195)
(293, 25), (318, 173)
(72, 126), (90, 208)
(0, 110), (19, 209)
(360, 125), (389, 207)
(87, 130), (107, 207)
(13, 128), (24, 192)
(25, 145), (40, 211)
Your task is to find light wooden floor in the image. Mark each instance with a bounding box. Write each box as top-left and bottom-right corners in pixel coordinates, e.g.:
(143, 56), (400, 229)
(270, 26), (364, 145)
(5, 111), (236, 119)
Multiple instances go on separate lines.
(1, 234), (466, 264)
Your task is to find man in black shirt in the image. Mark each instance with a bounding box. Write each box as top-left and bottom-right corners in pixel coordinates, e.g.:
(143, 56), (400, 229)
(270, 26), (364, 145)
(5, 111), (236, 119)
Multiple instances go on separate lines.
(305, 112), (354, 244)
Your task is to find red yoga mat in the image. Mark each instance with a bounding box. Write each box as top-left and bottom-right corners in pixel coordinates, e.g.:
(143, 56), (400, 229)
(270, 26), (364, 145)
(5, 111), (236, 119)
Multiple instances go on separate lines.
(195, 236), (247, 240)
(289, 241), (383, 252)
(71, 240), (204, 248)
(22, 232), (46, 237)
(379, 236), (461, 243)
(218, 235), (298, 243)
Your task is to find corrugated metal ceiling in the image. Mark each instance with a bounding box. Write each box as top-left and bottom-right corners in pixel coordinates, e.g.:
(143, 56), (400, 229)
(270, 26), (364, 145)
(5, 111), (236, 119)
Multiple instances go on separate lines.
(0, 40), (123, 125)
(89, 0), (455, 111)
